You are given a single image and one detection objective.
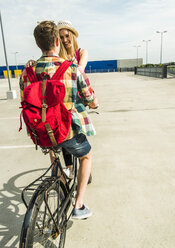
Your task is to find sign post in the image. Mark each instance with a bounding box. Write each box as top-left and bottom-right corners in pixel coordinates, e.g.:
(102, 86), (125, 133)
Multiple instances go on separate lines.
(0, 10), (17, 99)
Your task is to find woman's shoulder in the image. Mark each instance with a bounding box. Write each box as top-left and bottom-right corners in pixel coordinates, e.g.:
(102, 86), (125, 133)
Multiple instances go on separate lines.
(76, 48), (88, 55)
(79, 48), (88, 56)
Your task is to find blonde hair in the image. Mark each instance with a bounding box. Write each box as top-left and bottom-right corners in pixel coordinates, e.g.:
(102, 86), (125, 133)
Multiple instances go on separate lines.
(59, 30), (78, 60)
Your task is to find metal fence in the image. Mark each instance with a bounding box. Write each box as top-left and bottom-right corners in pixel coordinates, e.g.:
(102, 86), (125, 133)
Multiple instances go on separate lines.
(117, 67), (134, 72)
(85, 68), (117, 73)
(85, 68), (134, 73)
(135, 66), (167, 79)
(167, 66), (175, 77)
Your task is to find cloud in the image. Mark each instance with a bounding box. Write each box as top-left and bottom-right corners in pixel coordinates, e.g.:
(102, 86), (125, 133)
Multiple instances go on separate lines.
(0, 0), (175, 65)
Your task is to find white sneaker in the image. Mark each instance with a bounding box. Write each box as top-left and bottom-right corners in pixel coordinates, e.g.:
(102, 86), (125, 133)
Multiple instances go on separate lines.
(63, 168), (74, 179)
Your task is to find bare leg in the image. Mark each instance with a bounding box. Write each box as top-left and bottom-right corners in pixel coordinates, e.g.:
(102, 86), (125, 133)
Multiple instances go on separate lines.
(75, 151), (92, 209)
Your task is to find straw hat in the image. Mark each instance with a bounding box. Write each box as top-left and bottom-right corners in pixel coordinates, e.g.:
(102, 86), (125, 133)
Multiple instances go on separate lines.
(57, 20), (79, 37)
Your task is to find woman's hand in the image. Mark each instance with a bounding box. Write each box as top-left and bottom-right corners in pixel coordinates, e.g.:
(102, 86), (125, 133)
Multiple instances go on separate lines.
(88, 97), (99, 109)
(25, 59), (36, 68)
(71, 56), (78, 64)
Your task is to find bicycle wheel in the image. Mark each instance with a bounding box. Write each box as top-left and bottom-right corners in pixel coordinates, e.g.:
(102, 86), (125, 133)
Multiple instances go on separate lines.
(20, 178), (68, 248)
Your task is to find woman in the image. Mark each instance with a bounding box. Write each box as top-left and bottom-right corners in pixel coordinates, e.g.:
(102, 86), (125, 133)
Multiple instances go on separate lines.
(58, 20), (93, 106)
(57, 20), (88, 71)
(57, 20), (91, 179)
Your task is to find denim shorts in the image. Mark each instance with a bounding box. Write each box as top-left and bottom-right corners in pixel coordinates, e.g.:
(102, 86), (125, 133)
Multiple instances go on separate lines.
(58, 133), (91, 158)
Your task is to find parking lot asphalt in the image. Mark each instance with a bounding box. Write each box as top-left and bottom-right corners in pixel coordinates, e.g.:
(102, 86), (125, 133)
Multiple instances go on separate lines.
(1, 72), (175, 247)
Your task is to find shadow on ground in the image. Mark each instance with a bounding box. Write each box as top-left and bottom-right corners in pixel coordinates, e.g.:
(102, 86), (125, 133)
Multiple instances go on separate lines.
(105, 106), (175, 113)
(0, 168), (69, 247)
(0, 168), (47, 247)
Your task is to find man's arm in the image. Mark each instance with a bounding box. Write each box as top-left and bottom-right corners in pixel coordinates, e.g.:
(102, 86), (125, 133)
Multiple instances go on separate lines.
(77, 67), (99, 109)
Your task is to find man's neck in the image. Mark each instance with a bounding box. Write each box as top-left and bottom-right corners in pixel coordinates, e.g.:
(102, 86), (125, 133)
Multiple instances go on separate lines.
(42, 49), (60, 57)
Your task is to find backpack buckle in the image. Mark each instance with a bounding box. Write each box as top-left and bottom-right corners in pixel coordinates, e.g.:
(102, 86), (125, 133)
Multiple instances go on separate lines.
(40, 72), (50, 80)
(42, 103), (48, 108)
(47, 130), (53, 134)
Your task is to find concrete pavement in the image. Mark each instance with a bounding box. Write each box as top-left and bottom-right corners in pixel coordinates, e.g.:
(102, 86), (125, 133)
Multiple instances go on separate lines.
(0, 72), (175, 247)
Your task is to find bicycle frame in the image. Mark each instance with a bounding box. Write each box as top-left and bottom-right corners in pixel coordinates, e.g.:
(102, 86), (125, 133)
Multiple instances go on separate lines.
(21, 147), (78, 236)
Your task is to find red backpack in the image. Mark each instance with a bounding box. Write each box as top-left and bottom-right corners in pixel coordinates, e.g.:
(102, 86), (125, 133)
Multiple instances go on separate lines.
(19, 61), (72, 149)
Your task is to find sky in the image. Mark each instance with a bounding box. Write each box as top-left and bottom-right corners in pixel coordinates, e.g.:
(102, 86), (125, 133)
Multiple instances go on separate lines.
(0, 0), (175, 66)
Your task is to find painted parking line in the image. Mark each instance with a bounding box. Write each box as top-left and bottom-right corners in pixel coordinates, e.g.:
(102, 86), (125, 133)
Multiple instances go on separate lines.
(0, 100), (7, 104)
(0, 117), (19, 120)
(0, 145), (34, 149)
(5, 235), (18, 247)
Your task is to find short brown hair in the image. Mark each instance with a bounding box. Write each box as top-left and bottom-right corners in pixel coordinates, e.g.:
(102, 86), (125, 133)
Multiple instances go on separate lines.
(34, 21), (59, 51)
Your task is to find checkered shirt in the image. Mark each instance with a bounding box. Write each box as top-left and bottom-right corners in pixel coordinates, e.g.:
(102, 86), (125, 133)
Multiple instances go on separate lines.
(19, 54), (96, 140)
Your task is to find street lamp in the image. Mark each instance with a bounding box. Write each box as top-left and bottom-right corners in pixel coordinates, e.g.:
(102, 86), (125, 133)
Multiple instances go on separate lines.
(142, 40), (151, 64)
(12, 51), (19, 78)
(156, 30), (167, 64)
(133, 45), (141, 66)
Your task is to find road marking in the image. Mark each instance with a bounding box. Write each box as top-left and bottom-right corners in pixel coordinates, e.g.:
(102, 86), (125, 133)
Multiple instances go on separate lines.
(0, 117), (19, 120)
(0, 100), (7, 104)
(5, 235), (18, 247)
(0, 145), (34, 149)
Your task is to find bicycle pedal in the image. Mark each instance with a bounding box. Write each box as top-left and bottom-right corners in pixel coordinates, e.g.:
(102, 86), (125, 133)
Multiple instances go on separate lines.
(43, 228), (52, 234)
(72, 191), (77, 198)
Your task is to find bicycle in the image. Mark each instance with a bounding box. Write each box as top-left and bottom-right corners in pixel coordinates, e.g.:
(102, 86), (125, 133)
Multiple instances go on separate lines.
(19, 146), (78, 248)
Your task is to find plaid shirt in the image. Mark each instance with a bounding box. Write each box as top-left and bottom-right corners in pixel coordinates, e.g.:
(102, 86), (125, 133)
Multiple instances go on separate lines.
(19, 54), (96, 140)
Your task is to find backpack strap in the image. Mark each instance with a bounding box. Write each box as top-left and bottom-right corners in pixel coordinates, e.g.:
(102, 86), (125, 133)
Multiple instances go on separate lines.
(26, 66), (38, 83)
(75, 48), (81, 64)
(41, 78), (47, 122)
(26, 65), (48, 122)
(52, 60), (72, 80)
(45, 123), (58, 146)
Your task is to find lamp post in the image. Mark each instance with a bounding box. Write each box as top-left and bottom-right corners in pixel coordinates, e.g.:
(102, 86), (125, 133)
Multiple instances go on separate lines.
(133, 45), (141, 66)
(142, 40), (151, 64)
(156, 30), (167, 64)
(0, 10), (16, 99)
(13, 51), (19, 78)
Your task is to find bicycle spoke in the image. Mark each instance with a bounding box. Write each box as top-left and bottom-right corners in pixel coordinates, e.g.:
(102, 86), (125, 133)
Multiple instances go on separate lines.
(25, 182), (67, 247)
(19, 153), (78, 248)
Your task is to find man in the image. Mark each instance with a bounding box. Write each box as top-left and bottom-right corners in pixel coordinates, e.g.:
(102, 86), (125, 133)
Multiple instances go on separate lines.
(19, 21), (98, 219)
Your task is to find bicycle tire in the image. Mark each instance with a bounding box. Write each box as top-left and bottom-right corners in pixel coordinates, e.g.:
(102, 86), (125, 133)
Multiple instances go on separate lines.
(20, 178), (68, 248)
